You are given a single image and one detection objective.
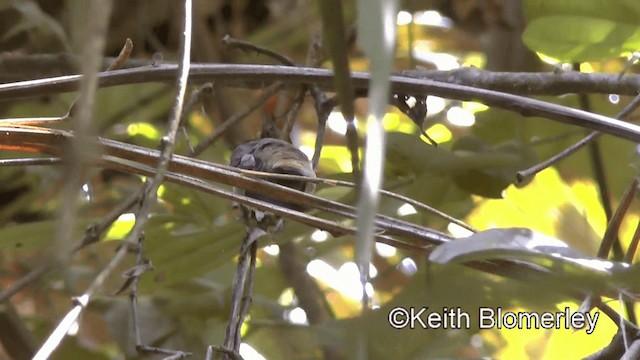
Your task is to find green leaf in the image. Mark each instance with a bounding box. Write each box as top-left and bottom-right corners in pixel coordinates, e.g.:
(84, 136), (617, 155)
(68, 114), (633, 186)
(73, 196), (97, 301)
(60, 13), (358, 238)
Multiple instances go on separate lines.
(523, 16), (640, 61)
(140, 221), (243, 290)
(429, 227), (628, 277)
(0, 219), (91, 253)
(387, 133), (538, 198)
(523, 0), (640, 61)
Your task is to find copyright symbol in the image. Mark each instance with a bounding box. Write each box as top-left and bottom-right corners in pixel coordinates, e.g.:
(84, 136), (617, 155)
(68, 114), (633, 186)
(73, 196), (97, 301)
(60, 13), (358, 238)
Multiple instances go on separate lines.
(388, 307), (409, 329)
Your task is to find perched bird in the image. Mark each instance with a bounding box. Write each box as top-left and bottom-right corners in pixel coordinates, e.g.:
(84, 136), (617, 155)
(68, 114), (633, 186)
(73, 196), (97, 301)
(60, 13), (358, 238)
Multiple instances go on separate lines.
(229, 138), (316, 232)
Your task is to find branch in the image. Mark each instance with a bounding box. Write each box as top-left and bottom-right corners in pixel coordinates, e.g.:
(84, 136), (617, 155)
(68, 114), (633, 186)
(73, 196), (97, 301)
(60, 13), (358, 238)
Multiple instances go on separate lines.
(2, 65), (640, 143)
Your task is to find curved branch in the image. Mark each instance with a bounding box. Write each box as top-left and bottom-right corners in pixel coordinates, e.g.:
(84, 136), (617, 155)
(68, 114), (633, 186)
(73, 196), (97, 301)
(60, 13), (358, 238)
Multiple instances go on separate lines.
(1, 64), (640, 142)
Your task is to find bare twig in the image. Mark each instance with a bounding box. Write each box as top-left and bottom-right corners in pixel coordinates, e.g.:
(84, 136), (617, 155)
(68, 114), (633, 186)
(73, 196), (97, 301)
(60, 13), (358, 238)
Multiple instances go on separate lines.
(234, 240), (258, 350)
(223, 34), (295, 66)
(6, 54), (640, 95)
(4, 65), (640, 143)
(129, 235), (190, 358)
(190, 82), (284, 156)
(231, 169), (475, 232)
(181, 82), (214, 127)
(0, 157), (61, 166)
(597, 178), (638, 259)
(516, 92), (640, 181)
(224, 228), (265, 355)
(222, 34), (332, 160)
(577, 93), (623, 261)
(624, 219), (640, 263)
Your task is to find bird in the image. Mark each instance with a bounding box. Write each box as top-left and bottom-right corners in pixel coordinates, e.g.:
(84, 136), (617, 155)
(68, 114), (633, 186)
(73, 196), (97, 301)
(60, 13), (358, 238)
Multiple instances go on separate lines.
(229, 138), (316, 233)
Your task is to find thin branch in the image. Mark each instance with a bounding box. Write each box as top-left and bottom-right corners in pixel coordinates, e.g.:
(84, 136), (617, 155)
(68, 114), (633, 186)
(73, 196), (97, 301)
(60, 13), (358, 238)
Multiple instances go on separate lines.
(624, 219), (640, 263)
(231, 169), (475, 232)
(129, 235), (190, 357)
(597, 178), (638, 258)
(3, 125), (639, 299)
(4, 65), (640, 143)
(181, 82), (214, 127)
(125, 0), (192, 355)
(223, 34), (294, 66)
(0, 157), (61, 166)
(4, 55), (640, 95)
(224, 228), (265, 354)
(234, 240), (258, 351)
(516, 92), (640, 181)
(222, 34), (331, 163)
(33, 227), (129, 360)
(578, 93), (623, 261)
(190, 82), (284, 156)
(0, 126), (481, 248)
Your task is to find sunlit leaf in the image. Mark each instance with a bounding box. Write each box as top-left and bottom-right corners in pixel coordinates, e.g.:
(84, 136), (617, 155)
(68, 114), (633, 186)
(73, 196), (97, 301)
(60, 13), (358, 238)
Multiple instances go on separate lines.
(429, 227), (629, 277)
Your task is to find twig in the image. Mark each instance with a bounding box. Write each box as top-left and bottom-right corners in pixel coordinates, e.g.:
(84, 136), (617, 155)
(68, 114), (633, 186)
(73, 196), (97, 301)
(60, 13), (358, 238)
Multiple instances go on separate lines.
(32, 223), (128, 360)
(129, 235), (190, 358)
(224, 228), (265, 355)
(281, 86), (307, 141)
(577, 93), (623, 261)
(206, 345), (243, 360)
(516, 92), (640, 181)
(34, 0), (191, 357)
(5, 65), (640, 144)
(190, 82), (284, 156)
(597, 300), (640, 333)
(222, 34), (331, 160)
(305, 33), (332, 169)
(181, 82), (214, 127)
(597, 178), (638, 258)
(5, 129), (632, 305)
(234, 240), (258, 349)
(53, 0), (113, 268)
(179, 82), (214, 152)
(71, 190), (142, 252)
(0, 126), (464, 249)
(123, 0), (192, 356)
(624, 219), (640, 263)
(231, 169), (475, 232)
(223, 34), (294, 66)
(7, 55), (640, 95)
(67, 38), (133, 118)
(0, 157), (61, 166)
